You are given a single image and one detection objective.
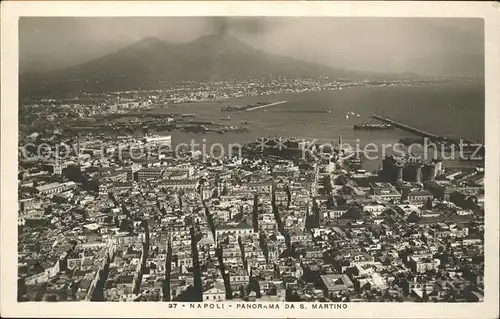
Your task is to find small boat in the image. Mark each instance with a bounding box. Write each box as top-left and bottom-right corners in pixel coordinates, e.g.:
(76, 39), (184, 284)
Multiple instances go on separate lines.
(221, 116), (231, 121)
(241, 120), (251, 125)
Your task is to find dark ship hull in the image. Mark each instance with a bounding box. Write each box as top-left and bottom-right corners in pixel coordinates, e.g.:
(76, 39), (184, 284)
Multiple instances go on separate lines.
(353, 124), (393, 130)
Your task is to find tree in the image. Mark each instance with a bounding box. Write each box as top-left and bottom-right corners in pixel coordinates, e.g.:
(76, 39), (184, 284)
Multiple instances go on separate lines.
(254, 280), (262, 298)
(44, 205), (53, 215)
(259, 232), (269, 263)
(162, 236), (172, 301)
(238, 236), (247, 268)
(178, 190), (184, 210)
(119, 219), (134, 233)
(239, 285), (246, 298)
(272, 183), (284, 233)
(252, 193), (259, 233)
(284, 184), (292, 209)
(212, 186), (219, 199)
(336, 196), (347, 206)
(284, 231), (292, 254)
(422, 283), (429, 302)
(424, 197), (433, 210)
(216, 245), (233, 300)
(189, 227), (203, 301)
(307, 199), (321, 229)
(326, 196), (335, 209)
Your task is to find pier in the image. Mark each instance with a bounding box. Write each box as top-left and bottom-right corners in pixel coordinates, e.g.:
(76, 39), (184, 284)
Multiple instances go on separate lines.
(371, 115), (438, 139)
(372, 115), (484, 153)
(245, 100), (288, 111)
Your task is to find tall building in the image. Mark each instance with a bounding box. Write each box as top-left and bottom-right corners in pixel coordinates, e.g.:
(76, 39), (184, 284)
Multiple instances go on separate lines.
(381, 155), (404, 183)
(422, 163), (435, 182)
(434, 160), (443, 176)
(403, 163), (422, 183)
(422, 160), (442, 182)
(395, 162), (404, 182)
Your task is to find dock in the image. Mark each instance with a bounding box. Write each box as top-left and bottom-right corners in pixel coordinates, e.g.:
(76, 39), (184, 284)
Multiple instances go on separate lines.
(245, 100), (288, 111)
(371, 115), (438, 139)
(372, 114), (484, 152)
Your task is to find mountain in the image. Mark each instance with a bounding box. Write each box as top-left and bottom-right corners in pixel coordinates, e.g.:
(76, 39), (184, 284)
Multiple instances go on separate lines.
(20, 34), (387, 97)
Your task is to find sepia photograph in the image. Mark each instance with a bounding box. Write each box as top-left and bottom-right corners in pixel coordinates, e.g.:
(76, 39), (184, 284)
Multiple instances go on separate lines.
(1, 1), (499, 318)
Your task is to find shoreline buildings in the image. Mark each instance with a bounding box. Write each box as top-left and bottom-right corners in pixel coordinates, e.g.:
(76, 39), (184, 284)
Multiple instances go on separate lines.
(17, 130), (485, 303)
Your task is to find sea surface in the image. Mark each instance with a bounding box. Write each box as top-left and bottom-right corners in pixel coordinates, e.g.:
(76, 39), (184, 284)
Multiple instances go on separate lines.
(143, 81), (484, 171)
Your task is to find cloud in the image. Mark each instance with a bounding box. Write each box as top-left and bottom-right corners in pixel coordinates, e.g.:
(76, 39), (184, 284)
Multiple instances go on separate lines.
(205, 17), (285, 36)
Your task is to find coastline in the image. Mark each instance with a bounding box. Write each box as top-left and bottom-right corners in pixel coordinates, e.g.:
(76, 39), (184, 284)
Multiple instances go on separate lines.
(166, 79), (474, 110)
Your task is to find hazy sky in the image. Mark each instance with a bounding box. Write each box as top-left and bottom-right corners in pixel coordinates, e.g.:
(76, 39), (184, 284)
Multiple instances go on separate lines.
(19, 17), (484, 78)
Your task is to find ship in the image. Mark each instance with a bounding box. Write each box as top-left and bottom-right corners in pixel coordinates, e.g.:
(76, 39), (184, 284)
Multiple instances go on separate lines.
(346, 111), (361, 118)
(353, 123), (393, 130)
(221, 105), (245, 112)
